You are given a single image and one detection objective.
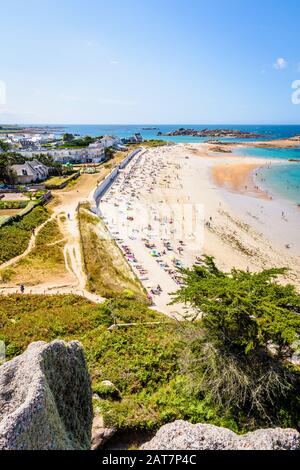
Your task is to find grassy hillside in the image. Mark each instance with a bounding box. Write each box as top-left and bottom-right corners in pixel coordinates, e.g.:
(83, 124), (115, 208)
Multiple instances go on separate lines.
(0, 294), (240, 433)
(0, 218), (68, 285)
(78, 205), (147, 303)
(0, 206), (49, 264)
(1, 294), (298, 434)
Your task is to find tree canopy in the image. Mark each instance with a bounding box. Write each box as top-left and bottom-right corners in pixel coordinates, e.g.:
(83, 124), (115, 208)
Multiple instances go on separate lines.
(172, 256), (300, 423)
(0, 140), (10, 152)
(62, 133), (75, 142)
(173, 256), (300, 357)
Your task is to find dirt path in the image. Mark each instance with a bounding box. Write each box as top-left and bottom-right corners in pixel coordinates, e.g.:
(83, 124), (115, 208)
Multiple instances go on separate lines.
(0, 173), (105, 303)
(0, 152), (142, 303)
(0, 214), (56, 270)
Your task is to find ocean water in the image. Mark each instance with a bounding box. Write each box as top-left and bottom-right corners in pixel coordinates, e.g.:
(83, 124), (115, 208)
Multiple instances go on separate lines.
(43, 123), (300, 206)
(234, 146), (300, 205)
(234, 146), (300, 161)
(52, 124), (300, 143)
(257, 163), (300, 205)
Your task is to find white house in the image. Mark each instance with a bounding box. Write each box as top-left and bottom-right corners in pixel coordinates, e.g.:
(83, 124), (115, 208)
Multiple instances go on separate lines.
(88, 140), (105, 150)
(99, 135), (121, 148)
(11, 159), (49, 184)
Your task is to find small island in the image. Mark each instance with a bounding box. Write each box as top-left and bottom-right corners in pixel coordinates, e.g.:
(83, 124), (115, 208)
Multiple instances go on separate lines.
(158, 128), (264, 138)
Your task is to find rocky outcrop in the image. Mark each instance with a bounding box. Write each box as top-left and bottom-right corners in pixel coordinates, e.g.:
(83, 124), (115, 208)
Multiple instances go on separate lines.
(91, 415), (116, 450)
(158, 128), (264, 138)
(0, 340), (93, 450)
(141, 420), (300, 450)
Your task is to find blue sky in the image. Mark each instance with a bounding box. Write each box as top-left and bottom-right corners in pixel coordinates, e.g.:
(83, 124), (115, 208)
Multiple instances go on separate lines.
(0, 0), (300, 124)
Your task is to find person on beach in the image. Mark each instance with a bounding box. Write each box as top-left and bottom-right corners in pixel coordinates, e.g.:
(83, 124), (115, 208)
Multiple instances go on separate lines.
(20, 284), (25, 294)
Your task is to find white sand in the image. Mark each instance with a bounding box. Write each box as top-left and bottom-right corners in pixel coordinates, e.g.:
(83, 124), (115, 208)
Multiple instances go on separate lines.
(98, 143), (300, 317)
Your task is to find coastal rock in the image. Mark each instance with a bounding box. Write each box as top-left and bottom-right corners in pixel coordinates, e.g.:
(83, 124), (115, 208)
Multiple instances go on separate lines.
(93, 380), (121, 400)
(141, 420), (300, 450)
(91, 415), (116, 450)
(0, 340), (93, 450)
(210, 146), (232, 153)
(159, 128), (264, 138)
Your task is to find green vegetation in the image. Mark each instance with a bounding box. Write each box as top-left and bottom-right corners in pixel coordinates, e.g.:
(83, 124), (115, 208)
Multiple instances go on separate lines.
(1, 240), (299, 435)
(0, 152), (22, 184)
(0, 125), (23, 134)
(143, 139), (169, 147)
(172, 256), (300, 427)
(0, 271), (299, 433)
(62, 133), (75, 142)
(0, 200), (29, 210)
(0, 205), (49, 263)
(0, 140), (10, 151)
(0, 152), (63, 184)
(78, 205), (147, 302)
(127, 139), (169, 150)
(57, 135), (103, 149)
(0, 295), (237, 432)
(0, 218), (67, 285)
(45, 171), (80, 189)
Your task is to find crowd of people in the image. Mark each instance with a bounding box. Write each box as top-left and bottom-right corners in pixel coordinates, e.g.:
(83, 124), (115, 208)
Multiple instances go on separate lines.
(99, 149), (193, 303)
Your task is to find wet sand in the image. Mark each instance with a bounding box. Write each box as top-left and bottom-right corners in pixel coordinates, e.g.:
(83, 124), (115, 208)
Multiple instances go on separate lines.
(211, 161), (271, 199)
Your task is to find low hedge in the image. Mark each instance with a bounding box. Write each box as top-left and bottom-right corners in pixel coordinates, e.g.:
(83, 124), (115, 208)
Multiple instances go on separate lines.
(45, 171), (80, 190)
(0, 200), (29, 210)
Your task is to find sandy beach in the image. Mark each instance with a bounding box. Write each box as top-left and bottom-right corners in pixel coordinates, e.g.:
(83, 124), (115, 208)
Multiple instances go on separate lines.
(97, 143), (300, 317)
(211, 161), (271, 199)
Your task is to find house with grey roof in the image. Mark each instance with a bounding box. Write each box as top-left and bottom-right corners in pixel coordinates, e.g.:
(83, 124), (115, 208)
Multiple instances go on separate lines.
(11, 159), (49, 184)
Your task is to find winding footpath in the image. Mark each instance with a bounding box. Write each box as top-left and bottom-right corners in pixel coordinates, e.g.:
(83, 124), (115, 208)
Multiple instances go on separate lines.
(0, 173), (105, 303)
(0, 214), (56, 271)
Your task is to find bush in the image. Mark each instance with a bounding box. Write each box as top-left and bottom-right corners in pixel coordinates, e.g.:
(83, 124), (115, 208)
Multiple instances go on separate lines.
(0, 200), (29, 210)
(1, 289), (299, 434)
(172, 256), (300, 426)
(93, 381), (121, 401)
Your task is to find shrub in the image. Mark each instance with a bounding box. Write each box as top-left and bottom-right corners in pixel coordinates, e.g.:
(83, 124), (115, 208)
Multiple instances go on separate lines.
(172, 256), (300, 425)
(0, 206), (49, 263)
(93, 381), (121, 401)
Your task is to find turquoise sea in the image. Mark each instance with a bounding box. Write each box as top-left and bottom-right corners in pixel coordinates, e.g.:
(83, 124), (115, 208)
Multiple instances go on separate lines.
(42, 124), (300, 206)
(233, 146), (300, 206)
(52, 124), (300, 143)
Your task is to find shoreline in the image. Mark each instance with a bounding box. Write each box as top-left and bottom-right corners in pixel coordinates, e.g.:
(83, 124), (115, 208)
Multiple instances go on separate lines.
(210, 160), (271, 200)
(192, 141), (299, 209)
(96, 144), (300, 319)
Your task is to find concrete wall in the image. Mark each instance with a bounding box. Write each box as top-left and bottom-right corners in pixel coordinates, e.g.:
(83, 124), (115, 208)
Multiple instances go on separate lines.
(93, 148), (142, 205)
(119, 148), (141, 169)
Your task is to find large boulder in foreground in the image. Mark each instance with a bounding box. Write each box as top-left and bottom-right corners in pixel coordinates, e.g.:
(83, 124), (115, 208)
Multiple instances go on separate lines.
(141, 420), (300, 450)
(0, 340), (93, 450)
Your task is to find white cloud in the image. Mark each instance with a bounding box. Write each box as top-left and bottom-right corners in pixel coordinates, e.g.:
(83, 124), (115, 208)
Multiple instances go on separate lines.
(109, 60), (119, 66)
(273, 57), (287, 70)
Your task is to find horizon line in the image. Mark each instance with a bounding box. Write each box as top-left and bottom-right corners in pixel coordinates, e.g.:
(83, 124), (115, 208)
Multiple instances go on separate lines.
(1, 122), (300, 127)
